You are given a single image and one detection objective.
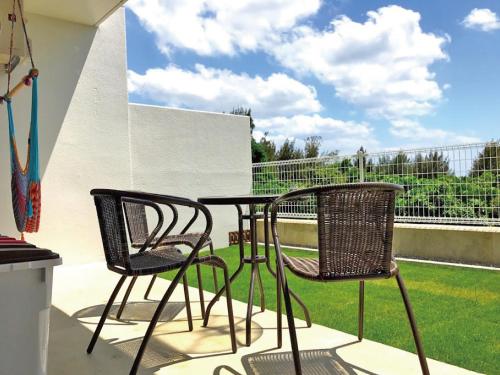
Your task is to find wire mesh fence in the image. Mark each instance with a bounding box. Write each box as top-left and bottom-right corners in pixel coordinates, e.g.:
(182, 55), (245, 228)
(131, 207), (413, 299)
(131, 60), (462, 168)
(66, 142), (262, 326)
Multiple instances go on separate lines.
(252, 141), (499, 226)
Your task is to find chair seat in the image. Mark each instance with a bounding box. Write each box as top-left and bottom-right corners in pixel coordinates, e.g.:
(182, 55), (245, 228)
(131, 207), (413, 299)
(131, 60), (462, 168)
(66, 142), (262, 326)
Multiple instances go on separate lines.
(160, 233), (212, 248)
(283, 255), (398, 280)
(128, 246), (186, 275)
(111, 245), (223, 276)
(133, 233), (211, 249)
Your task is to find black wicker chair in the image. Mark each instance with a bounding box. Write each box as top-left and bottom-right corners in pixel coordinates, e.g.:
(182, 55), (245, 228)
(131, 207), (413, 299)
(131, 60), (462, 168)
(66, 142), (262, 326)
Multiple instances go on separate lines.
(271, 183), (429, 375)
(87, 189), (236, 374)
(115, 199), (219, 320)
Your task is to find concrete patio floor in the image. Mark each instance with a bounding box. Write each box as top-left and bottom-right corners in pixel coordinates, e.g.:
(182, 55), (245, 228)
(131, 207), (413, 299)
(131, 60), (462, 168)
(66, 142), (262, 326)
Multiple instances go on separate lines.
(48, 262), (480, 375)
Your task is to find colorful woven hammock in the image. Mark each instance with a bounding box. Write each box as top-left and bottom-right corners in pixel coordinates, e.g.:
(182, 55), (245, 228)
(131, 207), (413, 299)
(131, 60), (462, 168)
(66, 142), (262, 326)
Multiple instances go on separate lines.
(2, 0), (41, 234)
(6, 77), (41, 233)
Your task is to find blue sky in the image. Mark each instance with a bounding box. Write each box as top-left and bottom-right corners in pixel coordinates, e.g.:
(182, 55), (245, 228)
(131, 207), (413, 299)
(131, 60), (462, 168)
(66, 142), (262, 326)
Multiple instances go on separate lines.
(125, 0), (500, 154)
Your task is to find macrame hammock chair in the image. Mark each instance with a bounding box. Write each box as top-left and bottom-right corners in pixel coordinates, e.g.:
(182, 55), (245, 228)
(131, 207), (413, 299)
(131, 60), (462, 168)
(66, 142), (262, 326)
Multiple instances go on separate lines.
(1, 0), (41, 237)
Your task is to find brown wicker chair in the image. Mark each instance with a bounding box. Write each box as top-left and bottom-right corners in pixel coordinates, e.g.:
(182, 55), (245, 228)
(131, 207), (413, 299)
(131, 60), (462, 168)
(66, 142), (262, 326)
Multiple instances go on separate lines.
(115, 199), (219, 320)
(271, 183), (429, 375)
(87, 189), (236, 374)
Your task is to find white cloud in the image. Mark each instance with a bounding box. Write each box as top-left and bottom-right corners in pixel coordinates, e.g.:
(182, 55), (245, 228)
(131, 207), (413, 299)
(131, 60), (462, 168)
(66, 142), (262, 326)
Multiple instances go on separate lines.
(254, 114), (379, 153)
(390, 119), (480, 145)
(271, 5), (449, 121)
(128, 64), (321, 117)
(126, 0), (320, 56)
(462, 8), (500, 32)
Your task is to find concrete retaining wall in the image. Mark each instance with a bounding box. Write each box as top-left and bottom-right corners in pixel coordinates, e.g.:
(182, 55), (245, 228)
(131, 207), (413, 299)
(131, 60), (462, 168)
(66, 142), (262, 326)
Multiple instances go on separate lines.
(257, 219), (499, 267)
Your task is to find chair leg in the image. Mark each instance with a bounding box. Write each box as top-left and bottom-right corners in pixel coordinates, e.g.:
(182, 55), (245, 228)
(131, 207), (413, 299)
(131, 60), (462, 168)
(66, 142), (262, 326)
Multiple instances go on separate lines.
(396, 273), (430, 375)
(87, 275), (127, 354)
(116, 276), (137, 320)
(221, 263), (237, 353)
(144, 274), (157, 299)
(358, 280), (364, 341)
(183, 274), (193, 331)
(196, 264), (206, 319)
(130, 270), (185, 374)
(266, 261), (312, 328)
(209, 243), (219, 295)
(280, 269), (302, 375)
(277, 264), (282, 348)
(202, 262), (244, 327)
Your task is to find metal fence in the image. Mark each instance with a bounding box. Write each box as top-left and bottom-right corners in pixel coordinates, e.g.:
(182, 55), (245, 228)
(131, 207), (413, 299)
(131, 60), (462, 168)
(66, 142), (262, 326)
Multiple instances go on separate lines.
(252, 141), (500, 226)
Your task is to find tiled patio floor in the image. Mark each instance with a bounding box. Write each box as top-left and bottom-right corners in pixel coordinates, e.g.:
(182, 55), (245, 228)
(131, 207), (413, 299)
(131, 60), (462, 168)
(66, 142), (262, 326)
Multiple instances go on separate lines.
(48, 262), (480, 374)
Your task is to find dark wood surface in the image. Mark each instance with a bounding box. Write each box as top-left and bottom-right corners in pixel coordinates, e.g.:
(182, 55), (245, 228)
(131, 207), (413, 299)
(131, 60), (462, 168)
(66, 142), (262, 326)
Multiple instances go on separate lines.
(198, 194), (279, 205)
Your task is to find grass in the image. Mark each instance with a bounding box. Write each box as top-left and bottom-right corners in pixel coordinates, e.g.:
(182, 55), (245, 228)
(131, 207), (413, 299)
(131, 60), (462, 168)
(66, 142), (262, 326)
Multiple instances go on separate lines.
(160, 245), (500, 374)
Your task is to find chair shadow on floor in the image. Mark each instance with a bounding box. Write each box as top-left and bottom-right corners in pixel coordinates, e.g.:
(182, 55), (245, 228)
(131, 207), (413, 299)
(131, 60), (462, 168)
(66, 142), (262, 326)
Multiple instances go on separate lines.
(70, 301), (250, 372)
(214, 342), (381, 375)
(73, 300), (186, 325)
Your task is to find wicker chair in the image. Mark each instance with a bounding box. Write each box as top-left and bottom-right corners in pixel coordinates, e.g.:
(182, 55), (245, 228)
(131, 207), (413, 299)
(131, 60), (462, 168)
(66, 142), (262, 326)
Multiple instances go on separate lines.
(271, 183), (429, 375)
(87, 189), (236, 374)
(115, 199), (219, 320)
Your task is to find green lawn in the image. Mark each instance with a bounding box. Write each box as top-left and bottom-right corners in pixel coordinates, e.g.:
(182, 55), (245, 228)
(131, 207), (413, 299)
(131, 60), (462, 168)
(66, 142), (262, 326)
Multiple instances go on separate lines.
(160, 245), (500, 374)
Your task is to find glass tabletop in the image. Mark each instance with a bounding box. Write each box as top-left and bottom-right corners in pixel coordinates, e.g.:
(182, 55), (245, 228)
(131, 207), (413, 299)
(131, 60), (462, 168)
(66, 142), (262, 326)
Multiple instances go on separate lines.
(198, 194), (279, 205)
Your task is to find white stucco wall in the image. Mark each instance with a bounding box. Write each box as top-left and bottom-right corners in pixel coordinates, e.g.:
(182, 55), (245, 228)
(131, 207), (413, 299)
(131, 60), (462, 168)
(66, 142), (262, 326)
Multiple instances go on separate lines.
(128, 104), (252, 249)
(0, 10), (131, 263)
(0, 9), (252, 263)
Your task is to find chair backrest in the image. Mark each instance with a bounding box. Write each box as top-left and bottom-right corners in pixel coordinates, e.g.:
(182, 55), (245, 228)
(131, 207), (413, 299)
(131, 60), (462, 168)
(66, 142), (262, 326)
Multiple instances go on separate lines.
(91, 189), (210, 272)
(92, 192), (131, 270)
(316, 183), (402, 278)
(123, 201), (149, 246)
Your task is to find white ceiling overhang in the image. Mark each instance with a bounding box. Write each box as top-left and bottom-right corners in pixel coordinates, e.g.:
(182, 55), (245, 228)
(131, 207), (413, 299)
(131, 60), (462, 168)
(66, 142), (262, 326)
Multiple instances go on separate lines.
(25, 0), (129, 26)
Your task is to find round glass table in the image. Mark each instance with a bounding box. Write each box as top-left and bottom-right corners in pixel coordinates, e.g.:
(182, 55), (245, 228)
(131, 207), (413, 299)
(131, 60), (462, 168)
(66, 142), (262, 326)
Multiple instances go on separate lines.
(198, 194), (311, 346)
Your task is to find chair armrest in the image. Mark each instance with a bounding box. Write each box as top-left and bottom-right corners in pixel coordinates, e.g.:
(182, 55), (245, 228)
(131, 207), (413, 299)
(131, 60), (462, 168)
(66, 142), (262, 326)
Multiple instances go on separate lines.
(91, 189), (213, 257)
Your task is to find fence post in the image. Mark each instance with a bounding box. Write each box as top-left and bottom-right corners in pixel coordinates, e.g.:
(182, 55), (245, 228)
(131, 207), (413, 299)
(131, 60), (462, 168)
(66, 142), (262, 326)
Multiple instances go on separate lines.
(357, 148), (366, 182)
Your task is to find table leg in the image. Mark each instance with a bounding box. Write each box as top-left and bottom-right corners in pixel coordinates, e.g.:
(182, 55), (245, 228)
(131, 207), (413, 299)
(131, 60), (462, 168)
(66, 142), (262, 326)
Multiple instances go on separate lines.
(264, 204), (312, 328)
(202, 205), (246, 327)
(246, 262), (257, 346)
(255, 266), (265, 312)
(252, 204), (265, 312)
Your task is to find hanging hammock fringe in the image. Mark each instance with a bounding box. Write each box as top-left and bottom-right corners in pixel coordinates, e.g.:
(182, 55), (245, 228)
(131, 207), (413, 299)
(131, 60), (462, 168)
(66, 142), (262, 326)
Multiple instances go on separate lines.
(2, 0), (41, 234)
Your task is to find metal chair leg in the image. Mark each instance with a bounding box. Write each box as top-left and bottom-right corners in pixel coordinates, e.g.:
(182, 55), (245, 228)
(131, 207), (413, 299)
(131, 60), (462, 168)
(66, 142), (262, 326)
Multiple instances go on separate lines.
(130, 269), (186, 374)
(209, 243), (219, 294)
(279, 268), (302, 375)
(144, 274), (157, 299)
(87, 275), (127, 354)
(196, 264), (206, 319)
(116, 276), (137, 320)
(265, 261), (312, 328)
(183, 274), (193, 331)
(203, 262), (244, 327)
(396, 273), (430, 375)
(277, 264), (282, 348)
(358, 280), (364, 341)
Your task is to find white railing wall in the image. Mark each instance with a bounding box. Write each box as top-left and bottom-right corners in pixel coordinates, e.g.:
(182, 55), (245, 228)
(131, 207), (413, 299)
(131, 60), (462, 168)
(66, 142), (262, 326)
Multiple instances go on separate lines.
(252, 141), (500, 226)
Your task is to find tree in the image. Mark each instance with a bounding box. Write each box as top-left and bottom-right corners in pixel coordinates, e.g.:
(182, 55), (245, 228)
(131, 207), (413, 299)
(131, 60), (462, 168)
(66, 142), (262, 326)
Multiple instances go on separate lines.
(251, 138), (267, 163)
(470, 141), (499, 176)
(304, 136), (322, 158)
(230, 107), (266, 163)
(414, 151), (450, 178)
(259, 133), (277, 162)
(276, 139), (304, 160)
(373, 152), (413, 175)
(231, 107), (255, 132)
